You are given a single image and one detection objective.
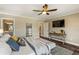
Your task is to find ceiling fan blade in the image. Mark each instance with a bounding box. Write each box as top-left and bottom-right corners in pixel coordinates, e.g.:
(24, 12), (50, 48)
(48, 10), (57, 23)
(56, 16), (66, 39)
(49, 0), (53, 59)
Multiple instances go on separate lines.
(38, 13), (42, 15)
(47, 9), (57, 12)
(32, 10), (42, 12)
(33, 4), (58, 15)
(46, 13), (49, 15)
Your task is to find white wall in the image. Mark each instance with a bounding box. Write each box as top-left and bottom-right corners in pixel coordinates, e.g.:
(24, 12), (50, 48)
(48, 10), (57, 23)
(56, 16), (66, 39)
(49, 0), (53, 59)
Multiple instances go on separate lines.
(43, 22), (49, 37)
(0, 14), (42, 39)
(49, 13), (79, 46)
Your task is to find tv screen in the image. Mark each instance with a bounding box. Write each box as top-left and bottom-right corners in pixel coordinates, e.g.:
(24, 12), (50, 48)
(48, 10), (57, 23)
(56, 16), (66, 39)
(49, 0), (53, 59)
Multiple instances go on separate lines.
(52, 19), (65, 27)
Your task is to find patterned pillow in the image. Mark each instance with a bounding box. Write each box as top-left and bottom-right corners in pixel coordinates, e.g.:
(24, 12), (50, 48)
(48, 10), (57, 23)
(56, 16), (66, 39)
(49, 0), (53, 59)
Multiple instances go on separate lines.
(11, 35), (26, 46)
(17, 37), (26, 46)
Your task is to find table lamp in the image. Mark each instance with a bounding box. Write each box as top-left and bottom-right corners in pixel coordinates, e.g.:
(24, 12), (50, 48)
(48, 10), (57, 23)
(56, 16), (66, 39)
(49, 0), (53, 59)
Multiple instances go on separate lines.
(0, 29), (3, 37)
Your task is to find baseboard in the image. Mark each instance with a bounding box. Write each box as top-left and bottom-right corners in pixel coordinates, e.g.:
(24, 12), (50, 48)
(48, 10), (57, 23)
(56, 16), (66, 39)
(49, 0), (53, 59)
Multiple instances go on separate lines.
(40, 36), (79, 47)
(66, 41), (79, 47)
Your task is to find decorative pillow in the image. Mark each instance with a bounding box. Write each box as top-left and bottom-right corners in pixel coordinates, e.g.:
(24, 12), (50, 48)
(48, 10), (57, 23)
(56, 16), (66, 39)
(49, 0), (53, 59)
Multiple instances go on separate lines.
(6, 38), (20, 51)
(11, 35), (18, 41)
(11, 35), (26, 46)
(17, 37), (26, 46)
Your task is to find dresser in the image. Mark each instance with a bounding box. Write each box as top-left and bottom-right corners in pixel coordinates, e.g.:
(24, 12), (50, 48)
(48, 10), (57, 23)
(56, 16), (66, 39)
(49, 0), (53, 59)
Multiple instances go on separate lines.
(49, 32), (66, 43)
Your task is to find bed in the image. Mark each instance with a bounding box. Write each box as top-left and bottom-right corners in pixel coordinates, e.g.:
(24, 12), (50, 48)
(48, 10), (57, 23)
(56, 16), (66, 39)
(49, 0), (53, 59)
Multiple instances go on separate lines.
(35, 38), (56, 52)
(0, 34), (56, 55)
(11, 37), (56, 55)
(21, 37), (56, 54)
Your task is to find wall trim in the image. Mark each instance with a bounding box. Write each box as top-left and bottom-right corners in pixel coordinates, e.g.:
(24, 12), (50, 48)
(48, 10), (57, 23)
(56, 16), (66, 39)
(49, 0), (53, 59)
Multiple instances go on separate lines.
(0, 12), (41, 21)
(66, 41), (79, 47)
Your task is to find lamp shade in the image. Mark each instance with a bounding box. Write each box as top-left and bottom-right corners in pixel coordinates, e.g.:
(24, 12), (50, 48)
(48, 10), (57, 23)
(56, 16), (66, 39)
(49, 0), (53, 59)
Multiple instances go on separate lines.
(0, 29), (3, 37)
(0, 29), (3, 34)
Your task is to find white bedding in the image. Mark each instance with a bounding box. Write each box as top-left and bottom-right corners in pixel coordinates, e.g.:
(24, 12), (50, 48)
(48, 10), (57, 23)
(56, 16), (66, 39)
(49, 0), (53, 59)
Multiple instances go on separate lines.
(0, 34), (12, 55)
(0, 40), (12, 55)
(11, 37), (49, 55)
(0, 35), (56, 55)
(24, 37), (49, 55)
(0, 34), (56, 55)
(35, 38), (56, 51)
(12, 37), (56, 55)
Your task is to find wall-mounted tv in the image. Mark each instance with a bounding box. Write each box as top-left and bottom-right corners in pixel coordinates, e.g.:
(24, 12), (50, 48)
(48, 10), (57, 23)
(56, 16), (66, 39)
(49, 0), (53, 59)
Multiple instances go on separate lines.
(52, 19), (65, 27)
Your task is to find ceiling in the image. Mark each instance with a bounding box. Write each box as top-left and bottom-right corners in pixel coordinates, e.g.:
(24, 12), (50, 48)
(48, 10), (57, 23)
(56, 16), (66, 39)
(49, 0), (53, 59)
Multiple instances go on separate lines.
(0, 4), (79, 20)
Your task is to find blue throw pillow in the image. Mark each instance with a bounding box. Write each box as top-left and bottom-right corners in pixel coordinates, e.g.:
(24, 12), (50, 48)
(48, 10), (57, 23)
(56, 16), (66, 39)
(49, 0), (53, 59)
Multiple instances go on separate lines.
(7, 38), (20, 51)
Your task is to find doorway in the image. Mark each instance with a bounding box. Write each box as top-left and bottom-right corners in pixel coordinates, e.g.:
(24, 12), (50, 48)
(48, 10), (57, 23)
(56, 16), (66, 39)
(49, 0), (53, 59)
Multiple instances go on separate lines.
(39, 23), (44, 37)
(1, 18), (15, 36)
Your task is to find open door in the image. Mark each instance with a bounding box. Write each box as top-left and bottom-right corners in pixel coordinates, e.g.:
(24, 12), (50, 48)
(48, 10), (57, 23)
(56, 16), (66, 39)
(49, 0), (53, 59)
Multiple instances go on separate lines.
(1, 19), (15, 36)
(39, 23), (44, 37)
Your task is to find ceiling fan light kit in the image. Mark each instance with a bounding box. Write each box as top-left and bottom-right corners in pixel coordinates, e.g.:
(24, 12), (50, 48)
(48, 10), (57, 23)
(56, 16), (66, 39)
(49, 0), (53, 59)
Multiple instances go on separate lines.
(33, 4), (57, 15)
(42, 12), (47, 14)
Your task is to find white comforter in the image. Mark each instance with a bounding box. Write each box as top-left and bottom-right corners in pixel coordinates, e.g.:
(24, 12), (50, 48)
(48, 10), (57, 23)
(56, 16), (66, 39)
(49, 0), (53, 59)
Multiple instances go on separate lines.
(24, 37), (49, 55)
(0, 34), (56, 55)
(0, 40), (12, 55)
(35, 38), (56, 51)
(12, 37), (56, 55)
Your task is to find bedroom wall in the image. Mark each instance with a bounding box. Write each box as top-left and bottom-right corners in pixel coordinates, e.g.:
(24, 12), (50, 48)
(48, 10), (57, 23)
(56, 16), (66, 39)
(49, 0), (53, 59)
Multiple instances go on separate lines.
(15, 17), (41, 39)
(0, 14), (42, 39)
(49, 13), (79, 46)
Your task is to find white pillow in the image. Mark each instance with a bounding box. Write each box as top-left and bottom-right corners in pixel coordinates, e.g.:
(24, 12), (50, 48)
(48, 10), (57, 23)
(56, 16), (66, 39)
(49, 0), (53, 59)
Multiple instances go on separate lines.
(0, 40), (12, 55)
(0, 34), (11, 42)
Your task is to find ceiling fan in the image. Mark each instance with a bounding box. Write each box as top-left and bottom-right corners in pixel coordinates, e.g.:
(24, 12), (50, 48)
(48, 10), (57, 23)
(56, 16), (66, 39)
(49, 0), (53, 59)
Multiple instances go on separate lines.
(33, 4), (57, 15)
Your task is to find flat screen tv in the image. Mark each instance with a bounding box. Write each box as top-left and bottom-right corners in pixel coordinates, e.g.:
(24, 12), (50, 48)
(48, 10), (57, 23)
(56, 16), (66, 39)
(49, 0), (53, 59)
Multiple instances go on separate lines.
(52, 19), (65, 27)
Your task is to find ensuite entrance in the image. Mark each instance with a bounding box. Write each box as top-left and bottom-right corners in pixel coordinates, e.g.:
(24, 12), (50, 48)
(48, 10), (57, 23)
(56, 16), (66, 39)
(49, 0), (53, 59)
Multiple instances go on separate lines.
(1, 18), (15, 36)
